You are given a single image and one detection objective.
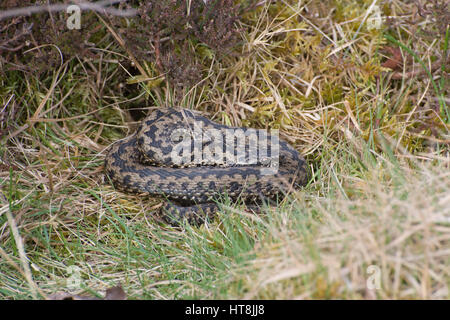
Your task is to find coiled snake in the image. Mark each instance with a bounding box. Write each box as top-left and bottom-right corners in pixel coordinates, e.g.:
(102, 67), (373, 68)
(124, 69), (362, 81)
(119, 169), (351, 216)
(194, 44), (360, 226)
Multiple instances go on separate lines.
(105, 108), (308, 224)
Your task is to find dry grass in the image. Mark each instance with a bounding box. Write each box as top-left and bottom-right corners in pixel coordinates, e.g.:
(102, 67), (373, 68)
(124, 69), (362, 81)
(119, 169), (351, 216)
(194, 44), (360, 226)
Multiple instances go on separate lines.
(236, 160), (450, 299)
(0, 0), (449, 299)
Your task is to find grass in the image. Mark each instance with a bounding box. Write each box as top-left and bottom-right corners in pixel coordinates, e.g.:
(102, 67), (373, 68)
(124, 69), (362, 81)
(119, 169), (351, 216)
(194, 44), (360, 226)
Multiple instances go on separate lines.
(0, 0), (449, 299)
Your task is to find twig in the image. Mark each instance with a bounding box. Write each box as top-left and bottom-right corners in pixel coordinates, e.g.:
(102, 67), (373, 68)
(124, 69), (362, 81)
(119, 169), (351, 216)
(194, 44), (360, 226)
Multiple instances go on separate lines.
(1, 192), (45, 299)
(95, 13), (150, 78)
(0, 0), (137, 21)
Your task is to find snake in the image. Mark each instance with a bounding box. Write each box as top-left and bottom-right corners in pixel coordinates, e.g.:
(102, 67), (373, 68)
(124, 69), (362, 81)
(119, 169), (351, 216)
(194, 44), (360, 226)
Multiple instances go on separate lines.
(104, 108), (308, 225)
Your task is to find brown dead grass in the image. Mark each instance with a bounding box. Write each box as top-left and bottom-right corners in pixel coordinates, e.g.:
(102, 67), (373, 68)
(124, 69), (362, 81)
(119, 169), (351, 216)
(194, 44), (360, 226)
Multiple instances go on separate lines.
(236, 161), (450, 299)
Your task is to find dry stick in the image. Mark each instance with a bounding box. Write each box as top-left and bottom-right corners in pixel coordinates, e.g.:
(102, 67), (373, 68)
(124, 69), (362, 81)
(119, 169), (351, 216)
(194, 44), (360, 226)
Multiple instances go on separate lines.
(1, 193), (45, 299)
(0, 246), (47, 299)
(95, 13), (149, 79)
(0, 0), (137, 21)
(30, 64), (67, 121)
(7, 61), (68, 141)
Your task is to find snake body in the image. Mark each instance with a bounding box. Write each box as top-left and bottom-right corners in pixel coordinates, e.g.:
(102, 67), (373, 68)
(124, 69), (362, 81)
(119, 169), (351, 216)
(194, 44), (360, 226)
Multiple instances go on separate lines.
(105, 108), (308, 224)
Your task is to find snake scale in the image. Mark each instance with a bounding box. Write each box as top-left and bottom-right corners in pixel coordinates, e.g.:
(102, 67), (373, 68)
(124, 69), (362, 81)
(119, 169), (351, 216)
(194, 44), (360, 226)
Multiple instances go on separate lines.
(105, 108), (308, 224)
